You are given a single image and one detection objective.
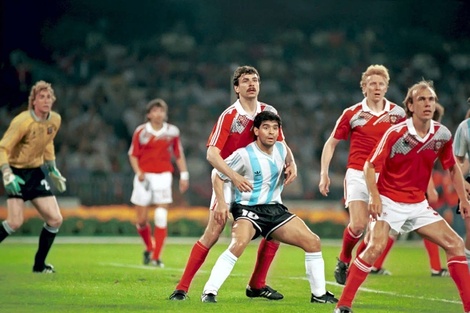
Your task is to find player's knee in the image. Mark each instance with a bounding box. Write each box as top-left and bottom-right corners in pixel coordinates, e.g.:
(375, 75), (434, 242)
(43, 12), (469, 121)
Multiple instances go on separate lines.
(4, 219), (22, 232)
(154, 207), (168, 228)
(446, 235), (465, 255)
(349, 222), (366, 236)
(303, 234), (322, 252)
(46, 214), (63, 229)
(366, 240), (386, 259)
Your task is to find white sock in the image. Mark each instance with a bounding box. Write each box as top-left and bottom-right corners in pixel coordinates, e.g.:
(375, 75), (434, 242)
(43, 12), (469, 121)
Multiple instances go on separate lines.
(465, 248), (470, 270)
(203, 249), (238, 295)
(305, 251), (326, 297)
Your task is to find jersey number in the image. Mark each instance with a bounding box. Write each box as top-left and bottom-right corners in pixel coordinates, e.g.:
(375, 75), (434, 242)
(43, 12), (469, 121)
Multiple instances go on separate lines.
(241, 209), (259, 220)
(42, 179), (51, 190)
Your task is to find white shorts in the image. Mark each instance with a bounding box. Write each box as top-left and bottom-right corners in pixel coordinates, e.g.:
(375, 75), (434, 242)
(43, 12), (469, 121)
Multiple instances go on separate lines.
(378, 195), (444, 235)
(209, 169), (234, 211)
(130, 172), (173, 206)
(344, 168), (379, 207)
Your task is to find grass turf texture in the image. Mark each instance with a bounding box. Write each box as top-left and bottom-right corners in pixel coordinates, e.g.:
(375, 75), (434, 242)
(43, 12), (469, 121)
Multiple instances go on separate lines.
(0, 237), (462, 313)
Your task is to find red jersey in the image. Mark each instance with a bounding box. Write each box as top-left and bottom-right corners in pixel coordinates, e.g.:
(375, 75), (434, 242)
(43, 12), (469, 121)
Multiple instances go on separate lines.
(332, 99), (406, 171)
(207, 100), (285, 159)
(128, 122), (182, 173)
(368, 119), (455, 203)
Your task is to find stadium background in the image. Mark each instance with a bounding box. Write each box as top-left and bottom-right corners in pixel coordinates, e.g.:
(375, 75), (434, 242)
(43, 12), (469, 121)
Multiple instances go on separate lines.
(1, 0), (469, 236)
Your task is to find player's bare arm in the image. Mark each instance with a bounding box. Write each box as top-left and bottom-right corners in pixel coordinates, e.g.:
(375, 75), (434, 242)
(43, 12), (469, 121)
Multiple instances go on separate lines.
(212, 174), (229, 225)
(449, 164), (470, 218)
(318, 136), (340, 196)
(207, 145), (253, 192)
(175, 154), (189, 194)
(282, 140), (297, 185)
(364, 161), (382, 219)
(128, 155), (145, 181)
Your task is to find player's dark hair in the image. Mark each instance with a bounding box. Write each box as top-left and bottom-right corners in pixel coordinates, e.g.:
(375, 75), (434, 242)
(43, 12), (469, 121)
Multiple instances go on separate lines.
(254, 111), (281, 129)
(232, 65), (260, 87)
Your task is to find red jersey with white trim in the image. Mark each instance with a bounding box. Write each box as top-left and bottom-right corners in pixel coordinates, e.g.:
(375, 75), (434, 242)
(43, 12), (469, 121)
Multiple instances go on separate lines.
(332, 98), (406, 171)
(368, 119), (455, 203)
(128, 122), (182, 173)
(207, 100), (285, 159)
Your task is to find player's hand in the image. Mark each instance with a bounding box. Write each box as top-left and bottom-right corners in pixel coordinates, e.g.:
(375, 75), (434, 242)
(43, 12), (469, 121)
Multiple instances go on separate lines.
(232, 172), (253, 192)
(284, 161), (297, 185)
(48, 168), (67, 192)
(2, 172), (25, 196)
(458, 199), (470, 218)
(368, 194), (382, 220)
(213, 202), (229, 225)
(318, 174), (330, 197)
(179, 179), (189, 193)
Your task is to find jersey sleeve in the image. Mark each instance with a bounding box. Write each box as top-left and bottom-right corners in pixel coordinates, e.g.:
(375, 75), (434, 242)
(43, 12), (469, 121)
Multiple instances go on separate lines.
(217, 149), (245, 181)
(128, 129), (142, 157)
(453, 121), (469, 158)
(206, 111), (232, 150)
(439, 138), (456, 170)
(0, 115), (27, 166)
(332, 109), (352, 141)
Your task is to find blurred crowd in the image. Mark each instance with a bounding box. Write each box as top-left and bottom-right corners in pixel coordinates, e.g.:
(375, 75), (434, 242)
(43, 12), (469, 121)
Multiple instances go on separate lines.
(1, 20), (470, 205)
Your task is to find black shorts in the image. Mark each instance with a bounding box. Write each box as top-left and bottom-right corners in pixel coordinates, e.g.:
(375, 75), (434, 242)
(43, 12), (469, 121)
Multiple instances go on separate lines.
(9, 167), (53, 201)
(231, 203), (296, 240)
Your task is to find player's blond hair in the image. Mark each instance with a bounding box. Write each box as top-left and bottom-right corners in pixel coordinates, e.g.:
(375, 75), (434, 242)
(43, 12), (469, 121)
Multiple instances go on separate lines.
(403, 80), (437, 117)
(360, 65), (390, 95)
(146, 98), (168, 121)
(28, 80), (56, 110)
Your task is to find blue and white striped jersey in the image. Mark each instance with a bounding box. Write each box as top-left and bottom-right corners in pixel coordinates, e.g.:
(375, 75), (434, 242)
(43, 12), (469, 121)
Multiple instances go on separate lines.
(218, 141), (287, 205)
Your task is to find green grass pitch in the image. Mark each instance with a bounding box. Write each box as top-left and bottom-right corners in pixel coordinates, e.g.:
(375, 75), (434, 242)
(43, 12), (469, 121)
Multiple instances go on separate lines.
(0, 237), (462, 313)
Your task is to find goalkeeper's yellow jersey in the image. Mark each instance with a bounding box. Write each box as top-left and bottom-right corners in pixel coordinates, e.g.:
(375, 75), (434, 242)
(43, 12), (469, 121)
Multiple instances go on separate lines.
(0, 110), (61, 168)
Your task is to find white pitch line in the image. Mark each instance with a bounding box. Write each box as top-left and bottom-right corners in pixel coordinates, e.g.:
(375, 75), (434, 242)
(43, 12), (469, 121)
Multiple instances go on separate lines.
(101, 262), (460, 305)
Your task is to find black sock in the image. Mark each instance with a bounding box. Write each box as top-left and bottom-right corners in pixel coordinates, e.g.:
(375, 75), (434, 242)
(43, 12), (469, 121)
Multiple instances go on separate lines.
(0, 223), (9, 243)
(33, 226), (57, 270)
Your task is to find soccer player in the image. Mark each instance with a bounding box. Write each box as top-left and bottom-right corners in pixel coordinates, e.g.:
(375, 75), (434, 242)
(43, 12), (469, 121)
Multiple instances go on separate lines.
(0, 80), (66, 273)
(334, 80), (470, 313)
(318, 65), (406, 284)
(169, 65), (297, 300)
(128, 98), (189, 267)
(201, 111), (337, 304)
(451, 98), (470, 271)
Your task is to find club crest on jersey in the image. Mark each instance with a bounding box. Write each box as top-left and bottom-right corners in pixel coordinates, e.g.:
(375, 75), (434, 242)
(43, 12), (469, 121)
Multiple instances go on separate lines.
(434, 140), (443, 151)
(231, 115), (251, 134)
(47, 126), (54, 134)
(390, 115), (398, 124)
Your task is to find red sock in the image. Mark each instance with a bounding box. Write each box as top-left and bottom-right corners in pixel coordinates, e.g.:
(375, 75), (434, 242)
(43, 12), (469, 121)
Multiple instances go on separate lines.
(339, 226), (363, 264)
(356, 240), (367, 258)
(423, 238), (441, 271)
(373, 236), (395, 269)
(337, 256), (372, 308)
(176, 241), (209, 292)
(248, 238), (279, 289)
(151, 226), (167, 260)
(137, 223), (153, 252)
(447, 256), (470, 311)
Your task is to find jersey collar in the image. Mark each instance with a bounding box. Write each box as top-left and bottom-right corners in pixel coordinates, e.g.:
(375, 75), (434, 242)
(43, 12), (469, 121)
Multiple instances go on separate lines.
(406, 118), (435, 142)
(145, 122), (167, 137)
(234, 99), (261, 118)
(361, 98), (391, 116)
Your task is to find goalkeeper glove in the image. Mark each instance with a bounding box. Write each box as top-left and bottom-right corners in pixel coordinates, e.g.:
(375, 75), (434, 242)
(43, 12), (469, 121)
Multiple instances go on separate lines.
(2, 171), (25, 196)
(48, 167), (67, 192)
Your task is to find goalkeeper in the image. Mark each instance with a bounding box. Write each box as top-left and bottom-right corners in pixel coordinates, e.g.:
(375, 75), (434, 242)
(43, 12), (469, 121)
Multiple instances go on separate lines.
(0, 80), (66, 273)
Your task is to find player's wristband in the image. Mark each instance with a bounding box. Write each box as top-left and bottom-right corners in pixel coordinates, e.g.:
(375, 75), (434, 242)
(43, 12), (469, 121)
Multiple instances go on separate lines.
(180, 171), (189, 180)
